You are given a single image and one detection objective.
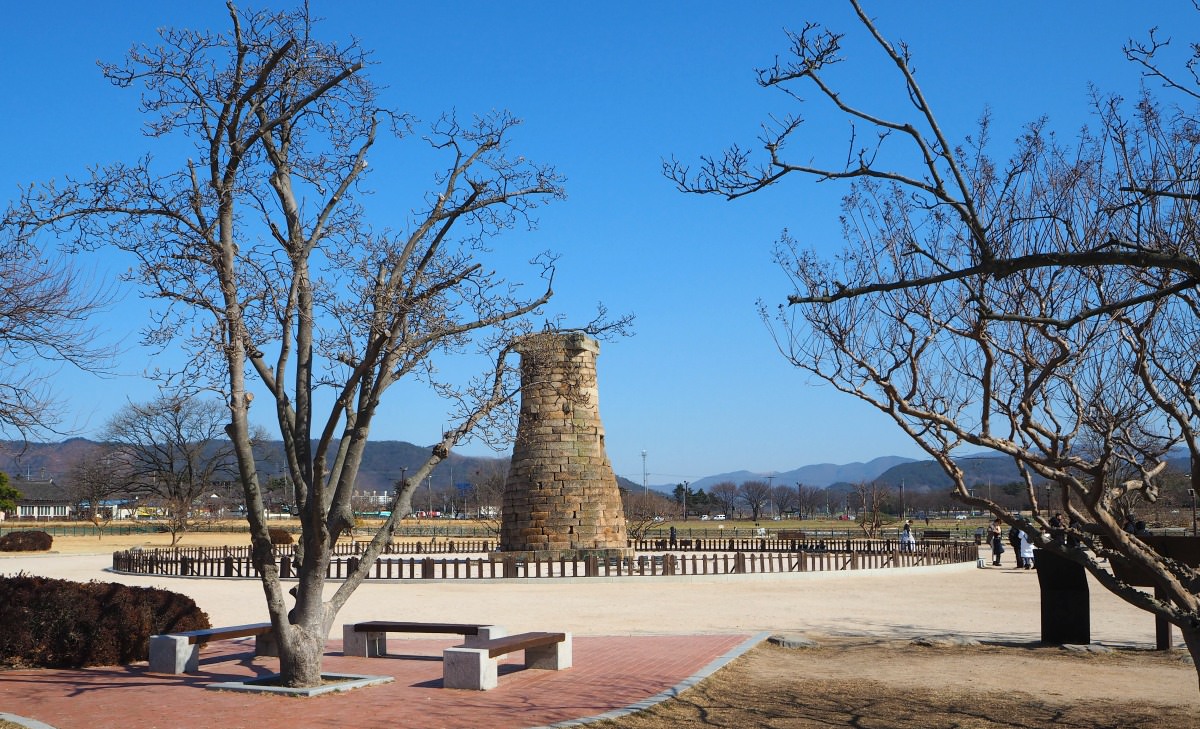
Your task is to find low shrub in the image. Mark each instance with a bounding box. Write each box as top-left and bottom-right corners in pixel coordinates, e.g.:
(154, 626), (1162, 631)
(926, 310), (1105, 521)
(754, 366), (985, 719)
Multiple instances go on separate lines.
(0, 574), (210, 669)
(0, 530), (53, 552)
(268, 527), (294, 545)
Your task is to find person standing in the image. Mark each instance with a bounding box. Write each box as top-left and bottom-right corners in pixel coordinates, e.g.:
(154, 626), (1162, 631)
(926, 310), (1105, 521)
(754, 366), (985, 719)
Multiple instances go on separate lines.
(989, 519), (1004, 566)
(1017, 527), (1035, 569)
(1049, 512), (1066, 544)
(1008, 523), (1023, 568)
(900, 520), (917, 552)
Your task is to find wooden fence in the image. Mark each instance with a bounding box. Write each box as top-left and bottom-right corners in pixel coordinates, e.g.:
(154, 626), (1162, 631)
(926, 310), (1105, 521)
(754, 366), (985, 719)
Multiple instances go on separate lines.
(112, 539), (976, 580)
(629, 535), (969, 553)
(4, 521), (985, 541)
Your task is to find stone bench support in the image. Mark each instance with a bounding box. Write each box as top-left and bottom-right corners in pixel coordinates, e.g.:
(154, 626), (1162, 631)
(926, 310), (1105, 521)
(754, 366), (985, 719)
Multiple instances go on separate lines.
(443, 631), (571, 690)
(341, 621), (506, 657)
(148, 623), (276, 674)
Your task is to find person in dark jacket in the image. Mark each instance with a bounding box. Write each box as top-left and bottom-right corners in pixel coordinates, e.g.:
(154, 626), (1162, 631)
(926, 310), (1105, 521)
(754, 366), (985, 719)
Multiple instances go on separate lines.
(989, 519), (1005, 566)
(1008, 524), (1022, 568)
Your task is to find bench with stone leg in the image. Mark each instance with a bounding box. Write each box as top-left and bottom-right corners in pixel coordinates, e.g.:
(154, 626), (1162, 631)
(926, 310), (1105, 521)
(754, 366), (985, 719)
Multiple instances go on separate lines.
(149, 622), (277, 674)
(342, 621), (506, 657)
(442, 631), (571, 690)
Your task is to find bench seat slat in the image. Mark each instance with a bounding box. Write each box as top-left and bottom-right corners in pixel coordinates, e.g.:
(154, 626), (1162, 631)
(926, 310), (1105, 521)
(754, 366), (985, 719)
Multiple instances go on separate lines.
(171, 622), (274, 644)
(353, 621), (483, 635)
(479, 631), (565, 658)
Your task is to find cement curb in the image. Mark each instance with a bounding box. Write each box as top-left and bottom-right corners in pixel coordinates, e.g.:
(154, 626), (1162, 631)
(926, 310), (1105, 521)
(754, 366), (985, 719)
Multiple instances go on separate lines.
(0, 713), (58, 729)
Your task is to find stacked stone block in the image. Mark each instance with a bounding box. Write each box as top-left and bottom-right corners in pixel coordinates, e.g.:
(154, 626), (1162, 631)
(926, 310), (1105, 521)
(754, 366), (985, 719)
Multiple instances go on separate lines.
(500, 332), (630, 558)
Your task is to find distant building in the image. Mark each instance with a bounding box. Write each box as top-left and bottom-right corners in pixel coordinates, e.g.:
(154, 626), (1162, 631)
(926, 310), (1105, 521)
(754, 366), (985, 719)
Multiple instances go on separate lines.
(11, 477), (73, 519)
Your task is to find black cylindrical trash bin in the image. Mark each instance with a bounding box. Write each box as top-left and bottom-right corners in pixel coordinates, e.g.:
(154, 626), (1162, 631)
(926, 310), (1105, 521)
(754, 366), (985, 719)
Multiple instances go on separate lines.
(1034, 548), (1089, 645)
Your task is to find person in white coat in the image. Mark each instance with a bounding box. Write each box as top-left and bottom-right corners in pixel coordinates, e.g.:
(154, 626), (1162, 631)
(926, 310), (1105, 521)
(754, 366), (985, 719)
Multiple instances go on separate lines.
(900, 520), (917, 552)
(1017, 527), (1035, 570)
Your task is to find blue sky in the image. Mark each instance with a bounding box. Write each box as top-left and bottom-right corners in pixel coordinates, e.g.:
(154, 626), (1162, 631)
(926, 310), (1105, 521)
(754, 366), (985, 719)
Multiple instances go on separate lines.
(2, 2), (1195, 486)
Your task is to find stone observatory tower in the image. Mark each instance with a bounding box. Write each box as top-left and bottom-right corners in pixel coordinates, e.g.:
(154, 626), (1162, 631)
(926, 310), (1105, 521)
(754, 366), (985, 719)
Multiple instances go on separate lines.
(500, 331), (630, 558)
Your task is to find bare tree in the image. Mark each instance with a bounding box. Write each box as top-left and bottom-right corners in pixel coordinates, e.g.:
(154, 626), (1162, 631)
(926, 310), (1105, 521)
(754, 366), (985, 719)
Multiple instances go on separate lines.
(796, 483), (822, 520)
(738, 479), (772, 522)
(469, 462), (507, 537)
(65, 444), (128, 538)
(0, 242), (111, 441)
(708, 481), (739, 518)
(104, 395), (237, 545)
(771, 483), (798, 517)
(0, 4), (632, 687)
(854, 482), (894, 539)
(621, 488), (669, 541)
(669, 0), (1200, 687)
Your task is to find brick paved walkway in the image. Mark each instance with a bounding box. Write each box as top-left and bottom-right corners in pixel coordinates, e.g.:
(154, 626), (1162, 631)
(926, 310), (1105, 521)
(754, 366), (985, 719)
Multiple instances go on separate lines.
(0, 634), (758, 729)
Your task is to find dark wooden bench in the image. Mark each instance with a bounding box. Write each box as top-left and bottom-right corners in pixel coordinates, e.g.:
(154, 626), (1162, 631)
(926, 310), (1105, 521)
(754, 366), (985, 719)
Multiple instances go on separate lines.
(443, 630), (571, 690)
(342, 620), (505, 657)
(777, 530), (807, 540)
(149, 622), (276, 674)
(922, 530), (952, 541)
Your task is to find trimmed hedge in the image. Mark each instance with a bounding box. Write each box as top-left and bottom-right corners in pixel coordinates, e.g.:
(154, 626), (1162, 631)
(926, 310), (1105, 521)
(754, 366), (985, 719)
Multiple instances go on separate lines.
(0, 574), (210, 668)
(0, 530), (53, 552)
(268, 527), (294, 545)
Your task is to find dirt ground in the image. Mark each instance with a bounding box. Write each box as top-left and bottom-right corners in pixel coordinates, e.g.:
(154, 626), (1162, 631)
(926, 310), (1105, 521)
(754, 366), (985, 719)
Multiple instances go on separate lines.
(593, 639), (1200, 729)
(6, 532), (1200, 727)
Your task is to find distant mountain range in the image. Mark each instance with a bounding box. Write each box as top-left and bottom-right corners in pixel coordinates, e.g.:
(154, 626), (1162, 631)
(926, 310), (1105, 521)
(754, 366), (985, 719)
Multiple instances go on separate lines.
(687, 456), (917, 491)
(3, 439), (1189, 495)
(0, 438), (511, 494)
(671, 450), (1191, 495)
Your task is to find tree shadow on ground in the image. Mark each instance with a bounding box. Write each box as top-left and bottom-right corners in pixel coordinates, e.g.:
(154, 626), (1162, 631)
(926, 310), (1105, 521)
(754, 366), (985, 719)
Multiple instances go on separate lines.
(588, 642), (1199, 729)
(594, 676), (1190, 729)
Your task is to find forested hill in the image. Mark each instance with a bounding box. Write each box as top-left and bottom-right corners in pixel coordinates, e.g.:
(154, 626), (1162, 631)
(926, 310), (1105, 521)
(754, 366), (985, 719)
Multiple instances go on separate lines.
(869, 456), (1023, 491)
(0, 438), (509, 493)
(852, 452), (1192, 492)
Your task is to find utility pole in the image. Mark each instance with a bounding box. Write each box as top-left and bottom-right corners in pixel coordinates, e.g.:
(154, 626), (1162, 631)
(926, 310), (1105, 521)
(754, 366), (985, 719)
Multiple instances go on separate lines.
(766, 473), (776, 518)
